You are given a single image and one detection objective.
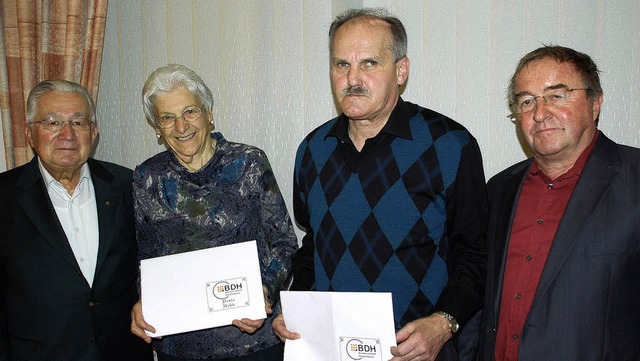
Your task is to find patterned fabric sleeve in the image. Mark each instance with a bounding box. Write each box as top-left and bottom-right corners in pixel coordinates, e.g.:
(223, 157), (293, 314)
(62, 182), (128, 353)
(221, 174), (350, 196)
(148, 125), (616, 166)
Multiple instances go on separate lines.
(132, 163), (155, 262)
(251, 150), (298, 306)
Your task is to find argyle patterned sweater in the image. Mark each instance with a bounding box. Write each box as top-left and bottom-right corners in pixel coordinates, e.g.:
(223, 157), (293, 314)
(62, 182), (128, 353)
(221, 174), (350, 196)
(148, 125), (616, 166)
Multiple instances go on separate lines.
(291, 98), (488, 330)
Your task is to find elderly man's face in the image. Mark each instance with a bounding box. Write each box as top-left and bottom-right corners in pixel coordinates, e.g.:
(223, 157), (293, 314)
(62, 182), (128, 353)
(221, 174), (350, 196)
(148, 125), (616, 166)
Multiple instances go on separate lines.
(330, 18), (408, 124)
(514, 58), (602, 164)
(26, 91), (97, 178)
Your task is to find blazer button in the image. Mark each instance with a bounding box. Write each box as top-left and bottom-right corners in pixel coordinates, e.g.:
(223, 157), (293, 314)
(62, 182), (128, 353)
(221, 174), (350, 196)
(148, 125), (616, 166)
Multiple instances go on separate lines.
(89, 301), (96, 308)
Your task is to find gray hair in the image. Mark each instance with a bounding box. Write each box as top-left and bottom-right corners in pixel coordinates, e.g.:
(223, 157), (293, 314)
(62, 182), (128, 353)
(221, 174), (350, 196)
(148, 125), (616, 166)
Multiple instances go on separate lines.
(329, 8), (407, 62)
(142, 64), (214, 124)
(26, 80), (96, 124)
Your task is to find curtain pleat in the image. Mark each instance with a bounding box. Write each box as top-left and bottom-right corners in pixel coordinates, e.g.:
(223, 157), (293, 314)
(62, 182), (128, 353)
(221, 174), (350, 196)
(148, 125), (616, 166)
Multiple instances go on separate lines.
(0, 0), (108, 170)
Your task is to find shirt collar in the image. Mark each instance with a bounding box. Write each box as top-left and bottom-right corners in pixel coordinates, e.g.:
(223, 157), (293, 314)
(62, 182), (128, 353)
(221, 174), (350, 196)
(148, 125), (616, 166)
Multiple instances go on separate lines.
(326, 97), (414, 142)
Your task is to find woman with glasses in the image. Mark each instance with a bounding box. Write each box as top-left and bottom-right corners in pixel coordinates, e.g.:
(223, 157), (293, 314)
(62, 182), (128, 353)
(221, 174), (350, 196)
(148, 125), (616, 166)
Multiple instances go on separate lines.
(130, 64), (297, 361)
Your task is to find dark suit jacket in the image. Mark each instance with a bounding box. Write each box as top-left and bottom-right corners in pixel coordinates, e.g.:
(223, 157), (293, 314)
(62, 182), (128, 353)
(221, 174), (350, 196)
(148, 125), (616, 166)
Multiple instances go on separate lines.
(0, 157), (151, 361)
(478, 133), (640, 361)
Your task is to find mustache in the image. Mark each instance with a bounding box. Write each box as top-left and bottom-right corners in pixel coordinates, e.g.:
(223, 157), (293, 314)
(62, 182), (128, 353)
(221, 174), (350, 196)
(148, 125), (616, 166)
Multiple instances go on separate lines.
(341, 86), (370, 96)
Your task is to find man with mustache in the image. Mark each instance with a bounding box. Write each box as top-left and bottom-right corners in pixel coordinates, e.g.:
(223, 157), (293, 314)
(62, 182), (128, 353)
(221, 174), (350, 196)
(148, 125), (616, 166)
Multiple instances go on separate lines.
(274, 8), (488, 361)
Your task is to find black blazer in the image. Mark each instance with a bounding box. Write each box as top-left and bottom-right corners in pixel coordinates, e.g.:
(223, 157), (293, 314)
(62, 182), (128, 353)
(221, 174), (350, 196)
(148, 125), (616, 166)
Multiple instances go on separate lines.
(478, 133), (640, 360)
(0, 157), (151, 361)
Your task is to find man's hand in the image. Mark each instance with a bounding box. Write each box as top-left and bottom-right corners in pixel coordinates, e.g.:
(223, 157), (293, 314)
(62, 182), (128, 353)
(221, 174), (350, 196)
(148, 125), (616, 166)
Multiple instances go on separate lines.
(130, 300), (156, 344)
(272, 313), (301, 343)
(389, 313), (452, 361)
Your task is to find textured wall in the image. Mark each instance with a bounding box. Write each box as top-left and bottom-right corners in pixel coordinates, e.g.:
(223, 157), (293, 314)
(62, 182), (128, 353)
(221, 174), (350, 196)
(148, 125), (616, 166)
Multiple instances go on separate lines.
(94, 0), (640, 240)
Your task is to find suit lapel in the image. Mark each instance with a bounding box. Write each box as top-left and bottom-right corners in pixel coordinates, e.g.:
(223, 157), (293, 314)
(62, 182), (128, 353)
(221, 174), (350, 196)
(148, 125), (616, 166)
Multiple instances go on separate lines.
(492, 161), (531, 318)
(16, 158), (80, 270)
(530, 134), (620, 310)
(89, 159), (120, 279)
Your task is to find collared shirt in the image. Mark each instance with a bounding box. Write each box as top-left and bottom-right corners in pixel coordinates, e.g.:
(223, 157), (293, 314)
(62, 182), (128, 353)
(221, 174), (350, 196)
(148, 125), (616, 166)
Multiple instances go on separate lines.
(495, 130), (601, 361)
(39, 159), (99, 286)
(329, 99), (413, 173)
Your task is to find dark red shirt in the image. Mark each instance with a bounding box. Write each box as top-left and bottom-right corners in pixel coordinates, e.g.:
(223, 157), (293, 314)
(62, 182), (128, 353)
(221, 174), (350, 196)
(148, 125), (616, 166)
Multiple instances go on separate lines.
(495, 131), (600, 361)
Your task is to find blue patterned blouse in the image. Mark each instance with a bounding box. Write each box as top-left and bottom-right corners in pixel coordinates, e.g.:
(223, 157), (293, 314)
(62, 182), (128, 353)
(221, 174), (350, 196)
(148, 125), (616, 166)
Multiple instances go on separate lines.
(133, 132), (297, 359)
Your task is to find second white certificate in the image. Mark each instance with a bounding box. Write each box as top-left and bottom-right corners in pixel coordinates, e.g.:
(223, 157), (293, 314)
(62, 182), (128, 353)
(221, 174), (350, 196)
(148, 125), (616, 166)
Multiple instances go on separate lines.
(281, 291), (396, 361)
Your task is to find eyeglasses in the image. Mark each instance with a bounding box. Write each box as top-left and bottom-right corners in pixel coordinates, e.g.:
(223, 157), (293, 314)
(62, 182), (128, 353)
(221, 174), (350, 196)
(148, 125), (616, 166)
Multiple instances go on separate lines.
(511, 88), (589, 115)
(29, 115), (93, 132)
(155, 107), (202, 129)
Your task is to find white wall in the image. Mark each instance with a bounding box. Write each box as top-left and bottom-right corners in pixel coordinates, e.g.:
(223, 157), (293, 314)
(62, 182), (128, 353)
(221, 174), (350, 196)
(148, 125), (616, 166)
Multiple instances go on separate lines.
(95, 0), (640, 237)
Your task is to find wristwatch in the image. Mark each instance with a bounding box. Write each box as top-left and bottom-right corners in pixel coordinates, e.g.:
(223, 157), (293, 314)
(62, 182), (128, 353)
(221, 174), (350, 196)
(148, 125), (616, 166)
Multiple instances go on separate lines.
(434, 311), (459, 334)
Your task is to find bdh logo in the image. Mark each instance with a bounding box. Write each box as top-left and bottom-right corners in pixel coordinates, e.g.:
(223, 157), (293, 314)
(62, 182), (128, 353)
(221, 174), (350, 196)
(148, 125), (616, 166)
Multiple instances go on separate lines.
(345, 338), (380, 360)
(212, 281), (243, 299)
(206, 277), (249, 312)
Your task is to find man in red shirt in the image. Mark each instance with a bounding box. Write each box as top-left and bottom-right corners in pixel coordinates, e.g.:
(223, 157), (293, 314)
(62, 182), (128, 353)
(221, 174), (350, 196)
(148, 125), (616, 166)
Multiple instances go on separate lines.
(478, 45), (640, 361)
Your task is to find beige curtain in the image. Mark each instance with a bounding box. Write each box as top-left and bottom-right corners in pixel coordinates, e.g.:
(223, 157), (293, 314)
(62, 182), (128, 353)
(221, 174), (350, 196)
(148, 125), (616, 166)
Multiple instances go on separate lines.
(0, 0), (108, 169)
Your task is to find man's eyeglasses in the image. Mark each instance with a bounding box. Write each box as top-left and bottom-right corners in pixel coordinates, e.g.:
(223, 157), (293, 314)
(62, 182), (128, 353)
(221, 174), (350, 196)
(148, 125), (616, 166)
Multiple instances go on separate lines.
(510, 88), (589, 115)
(29, 116), (93, 132)
(156, 107), (202, 129)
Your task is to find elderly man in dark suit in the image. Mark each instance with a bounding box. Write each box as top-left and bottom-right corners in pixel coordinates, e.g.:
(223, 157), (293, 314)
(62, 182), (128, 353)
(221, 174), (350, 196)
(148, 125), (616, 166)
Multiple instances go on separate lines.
(478, 45), (640, 361)
(0, 80), (151, 360)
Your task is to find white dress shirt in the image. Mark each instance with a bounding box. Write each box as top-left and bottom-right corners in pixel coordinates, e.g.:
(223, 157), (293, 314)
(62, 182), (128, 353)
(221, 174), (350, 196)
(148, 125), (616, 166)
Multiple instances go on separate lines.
(39, 159), (100, 287)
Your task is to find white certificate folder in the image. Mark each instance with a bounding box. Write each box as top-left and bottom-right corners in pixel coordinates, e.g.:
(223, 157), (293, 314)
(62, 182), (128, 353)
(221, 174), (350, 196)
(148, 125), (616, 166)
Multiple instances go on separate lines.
(140, 240), (266, 337)
(281, 291), (396, 361)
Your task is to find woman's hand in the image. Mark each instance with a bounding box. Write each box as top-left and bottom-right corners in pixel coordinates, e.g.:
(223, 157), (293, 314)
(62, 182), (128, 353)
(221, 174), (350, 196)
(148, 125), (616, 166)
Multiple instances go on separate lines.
(231, 286), (273, 334)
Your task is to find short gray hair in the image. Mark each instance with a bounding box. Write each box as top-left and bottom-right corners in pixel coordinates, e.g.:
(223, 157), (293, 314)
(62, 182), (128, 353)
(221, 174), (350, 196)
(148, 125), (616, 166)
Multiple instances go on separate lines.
(26, 80), (96, 124)
(329, 8), (407, 62)
(142, 64), (214, 124)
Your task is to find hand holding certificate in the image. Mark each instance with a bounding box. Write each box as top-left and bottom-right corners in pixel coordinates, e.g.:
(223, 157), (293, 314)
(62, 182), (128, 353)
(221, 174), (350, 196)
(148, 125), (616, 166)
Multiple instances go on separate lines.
(139, 240), (266, 337)
(280, 291), (396, 361)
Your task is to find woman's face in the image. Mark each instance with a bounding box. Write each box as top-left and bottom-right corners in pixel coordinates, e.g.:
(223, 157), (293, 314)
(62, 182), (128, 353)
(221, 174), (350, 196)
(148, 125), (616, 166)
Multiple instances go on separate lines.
(154, 86), (215, 171)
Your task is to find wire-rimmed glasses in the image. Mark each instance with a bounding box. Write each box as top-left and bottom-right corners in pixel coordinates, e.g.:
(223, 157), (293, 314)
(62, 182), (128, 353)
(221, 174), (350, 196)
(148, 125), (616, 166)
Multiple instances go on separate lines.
(29, 115), (93, 132)
(508, 88), (589, 121)
(155, 107), (202, 129)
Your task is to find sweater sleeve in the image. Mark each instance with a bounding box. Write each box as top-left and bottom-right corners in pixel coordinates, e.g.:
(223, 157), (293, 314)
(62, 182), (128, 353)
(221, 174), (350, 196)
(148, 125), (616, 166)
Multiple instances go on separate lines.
(289, 142), (316, 291)
(434, 135), (489, 327)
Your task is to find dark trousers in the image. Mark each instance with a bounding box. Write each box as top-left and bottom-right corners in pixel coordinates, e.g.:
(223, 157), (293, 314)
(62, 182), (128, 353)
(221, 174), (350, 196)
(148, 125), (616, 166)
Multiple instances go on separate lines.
(156, 343), (284, 361)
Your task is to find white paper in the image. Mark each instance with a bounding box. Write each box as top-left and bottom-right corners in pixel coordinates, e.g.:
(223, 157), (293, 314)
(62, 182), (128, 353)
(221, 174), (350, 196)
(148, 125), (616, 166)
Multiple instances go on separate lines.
(140, 240), (266, 337)
(281, 291), (396, 361)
